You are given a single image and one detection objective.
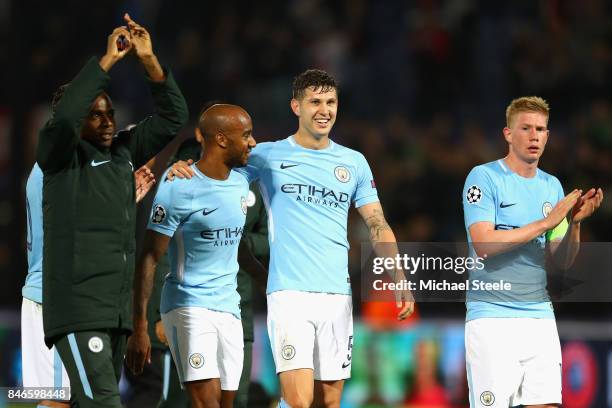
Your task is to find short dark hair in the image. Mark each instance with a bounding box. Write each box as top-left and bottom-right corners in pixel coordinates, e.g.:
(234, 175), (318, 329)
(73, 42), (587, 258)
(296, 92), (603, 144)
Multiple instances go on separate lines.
(292, 69), (338, 100)
(51, 83), (71, 113)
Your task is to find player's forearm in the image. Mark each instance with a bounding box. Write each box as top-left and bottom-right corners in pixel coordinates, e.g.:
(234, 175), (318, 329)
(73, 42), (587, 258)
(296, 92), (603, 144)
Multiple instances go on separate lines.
(140, 54), (165, 82)
(132, 253), (158, 332)
(470, 219), (550, 258)
(370, 228), (407, 282)
(550, 222), (581, 269)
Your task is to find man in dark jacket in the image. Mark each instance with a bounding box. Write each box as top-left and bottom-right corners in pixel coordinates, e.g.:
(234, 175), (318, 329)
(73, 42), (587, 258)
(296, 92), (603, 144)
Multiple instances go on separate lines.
(36, 14), (188, 407)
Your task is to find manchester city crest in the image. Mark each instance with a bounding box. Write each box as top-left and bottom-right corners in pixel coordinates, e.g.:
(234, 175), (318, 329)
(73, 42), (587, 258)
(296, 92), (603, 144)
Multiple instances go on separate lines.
(480, 391), (495, 406)
(189, 353), (204, 369)
(542, 201), (553, 217)
(334, 166), (351, 183)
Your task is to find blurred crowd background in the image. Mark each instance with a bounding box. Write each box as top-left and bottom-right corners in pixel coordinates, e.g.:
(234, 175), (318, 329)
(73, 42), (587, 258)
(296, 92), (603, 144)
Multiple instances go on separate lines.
(1, 0), (611, 406)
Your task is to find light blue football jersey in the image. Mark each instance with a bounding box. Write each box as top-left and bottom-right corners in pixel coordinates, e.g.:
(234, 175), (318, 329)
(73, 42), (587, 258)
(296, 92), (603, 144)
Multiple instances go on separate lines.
(236, 136), (379, 295)
(148, 165), (249, 318)
(23, 163), (43, 303)
(462, 159), (565, 321)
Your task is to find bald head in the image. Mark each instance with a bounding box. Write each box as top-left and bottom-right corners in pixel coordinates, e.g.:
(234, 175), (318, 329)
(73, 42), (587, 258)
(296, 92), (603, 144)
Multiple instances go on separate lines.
(195, 103), (256, 168)
(198, 104), (251, 141)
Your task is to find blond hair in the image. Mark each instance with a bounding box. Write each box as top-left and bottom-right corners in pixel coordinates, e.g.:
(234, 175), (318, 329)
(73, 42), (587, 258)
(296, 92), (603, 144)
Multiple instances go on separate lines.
(505, 96), (549, 127)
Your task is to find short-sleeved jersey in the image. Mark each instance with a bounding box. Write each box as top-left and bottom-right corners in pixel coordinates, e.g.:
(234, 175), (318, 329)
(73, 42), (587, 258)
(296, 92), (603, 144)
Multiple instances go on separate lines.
(462, 159), (565, 321)
(23, 163), (43, 303)
(148, 165), (249, 318)
(236, 136), (379, 295)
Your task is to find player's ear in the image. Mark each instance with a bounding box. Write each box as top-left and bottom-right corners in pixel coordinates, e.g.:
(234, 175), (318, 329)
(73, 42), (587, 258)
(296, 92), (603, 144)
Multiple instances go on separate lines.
(215, 131), (228, 148)
(290, 98), (300, 117)
(502, 127), (512, 144)
(194, 128), (204, 144)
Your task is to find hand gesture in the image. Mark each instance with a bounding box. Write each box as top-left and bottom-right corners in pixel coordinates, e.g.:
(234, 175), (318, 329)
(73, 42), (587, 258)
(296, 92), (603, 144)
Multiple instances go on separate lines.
(99, 26), (132, 71)
(123, 13), (154, 59)
(544, 189), (582, 230)
(571, 188), (604, 224)
(126, 330), (152, 375)
(134, 165), (156, 203)
(167, 159), (195, 181)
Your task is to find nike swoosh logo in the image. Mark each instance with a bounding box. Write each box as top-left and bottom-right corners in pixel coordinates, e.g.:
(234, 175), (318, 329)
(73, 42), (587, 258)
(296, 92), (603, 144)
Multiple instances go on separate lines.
(202, 208), (218, 216)
(280, 163), (299, 169)
(342, 361), (351, 369)
(91, 160), (111, 167)
(500, 202), (517, 208)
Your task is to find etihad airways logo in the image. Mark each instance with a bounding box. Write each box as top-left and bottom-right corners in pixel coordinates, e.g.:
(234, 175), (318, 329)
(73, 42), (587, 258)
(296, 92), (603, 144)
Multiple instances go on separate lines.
(200, 227), (244, 246)
(281, 183), (349, 208)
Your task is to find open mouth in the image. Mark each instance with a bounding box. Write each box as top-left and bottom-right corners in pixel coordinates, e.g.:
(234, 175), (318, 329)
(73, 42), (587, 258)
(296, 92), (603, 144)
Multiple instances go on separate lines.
(315, 118), (330, 127)
(527, 146), (540, 153)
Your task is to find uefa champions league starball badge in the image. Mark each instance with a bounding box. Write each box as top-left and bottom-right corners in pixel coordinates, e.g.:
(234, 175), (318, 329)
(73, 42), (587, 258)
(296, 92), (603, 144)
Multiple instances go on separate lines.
(466, 185), (482, 204)
(151, 204), (166, 224)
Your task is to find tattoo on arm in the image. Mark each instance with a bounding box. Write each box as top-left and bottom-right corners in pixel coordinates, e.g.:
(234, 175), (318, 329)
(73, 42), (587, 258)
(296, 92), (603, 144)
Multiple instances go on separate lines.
(364, 208), (392, 242)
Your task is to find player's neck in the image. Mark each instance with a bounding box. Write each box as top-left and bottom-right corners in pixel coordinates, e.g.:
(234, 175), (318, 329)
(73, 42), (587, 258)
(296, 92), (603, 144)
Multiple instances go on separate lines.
(293, 130), (330, 150)
(503, 155), (538, 178)
(197, 152), (231, 180)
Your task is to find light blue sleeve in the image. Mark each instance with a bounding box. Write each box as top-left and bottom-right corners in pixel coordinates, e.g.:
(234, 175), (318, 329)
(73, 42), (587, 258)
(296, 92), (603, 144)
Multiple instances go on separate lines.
(235, 143), (269, 183)
(147, 174), (193, 237)
(353, 153), (379, 208)
(463, 166), (496, 228)
(553, 176), (565, 203)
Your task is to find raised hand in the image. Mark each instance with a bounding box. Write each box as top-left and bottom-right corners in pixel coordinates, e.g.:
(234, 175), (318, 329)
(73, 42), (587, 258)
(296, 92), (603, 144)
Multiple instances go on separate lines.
(544, 189), (582, 229)
(123, 13), (153, 59)
(122, 13), (164, 81)
(572, 188), (604, 224)
(99, 26), (132, 71)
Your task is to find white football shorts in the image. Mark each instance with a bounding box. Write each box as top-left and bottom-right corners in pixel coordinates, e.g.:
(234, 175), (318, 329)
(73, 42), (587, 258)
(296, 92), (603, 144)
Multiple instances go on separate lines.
(465, 317), (562, 407)
(267, 290), (353, 381)
(161, 307), (243, 390)
(21, 297), (70, 399)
